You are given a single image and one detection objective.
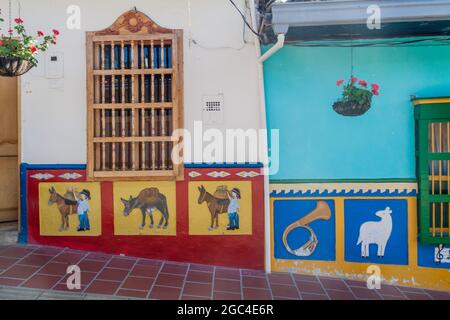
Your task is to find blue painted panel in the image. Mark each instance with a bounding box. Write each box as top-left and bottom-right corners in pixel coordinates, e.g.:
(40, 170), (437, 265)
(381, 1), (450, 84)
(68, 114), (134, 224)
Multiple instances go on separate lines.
(344, 199), (408, 265)
(418, 243), (450, 269)
(263, 41), (450, 179)
(18, 163), (28, 244)
(274, 199), (336, 261)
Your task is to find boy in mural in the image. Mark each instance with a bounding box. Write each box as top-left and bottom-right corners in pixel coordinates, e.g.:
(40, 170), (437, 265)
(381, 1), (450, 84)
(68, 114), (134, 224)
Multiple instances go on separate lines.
(227, 188), (241, 230)
(72, 188), (91, 232)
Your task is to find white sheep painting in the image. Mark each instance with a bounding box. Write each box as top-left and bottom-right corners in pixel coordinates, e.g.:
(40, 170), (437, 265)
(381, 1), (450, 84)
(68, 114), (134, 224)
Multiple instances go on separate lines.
(357, 207), (393, 258)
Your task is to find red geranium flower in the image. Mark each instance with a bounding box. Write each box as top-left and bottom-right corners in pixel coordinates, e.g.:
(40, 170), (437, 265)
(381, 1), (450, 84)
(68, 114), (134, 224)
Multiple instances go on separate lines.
(37, 31), (44, 37)
(52, 29), (60, 36)
(358, 80), (368, 87)
(14, 18), (23, 24)
(336, 79), (344, 86)
(29, 45), (37, 53)
(371, 83), (380, 91)
(371, 89), (379, 96)
(0, 40), (3, 46)
(351, 76), (358, 83)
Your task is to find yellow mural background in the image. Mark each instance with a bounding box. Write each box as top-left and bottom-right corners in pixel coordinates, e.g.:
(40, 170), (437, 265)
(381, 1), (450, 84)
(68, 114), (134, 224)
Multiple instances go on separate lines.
(270, 182), (450, 292)
(113, 181), (177, 236)
(189, 181), (252, 235)
(39, 182), (102, 236)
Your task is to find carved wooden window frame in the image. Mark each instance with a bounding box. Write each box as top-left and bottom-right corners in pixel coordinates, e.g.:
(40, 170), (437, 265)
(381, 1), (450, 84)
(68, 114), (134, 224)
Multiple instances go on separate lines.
(86, 10), (183, 181)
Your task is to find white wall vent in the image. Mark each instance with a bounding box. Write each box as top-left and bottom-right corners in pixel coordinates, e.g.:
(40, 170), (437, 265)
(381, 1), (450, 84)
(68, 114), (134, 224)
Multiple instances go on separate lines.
(202, 94), (224, 125)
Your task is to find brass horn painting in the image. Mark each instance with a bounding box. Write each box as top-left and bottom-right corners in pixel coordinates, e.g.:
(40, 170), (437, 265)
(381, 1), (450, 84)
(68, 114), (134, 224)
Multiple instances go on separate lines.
(273, 199), (336, 261)
(189, 181), (252, 235)
(113, 181), (176, 236)
(38, 182), (102, 236)
(282, 201), (331, 257)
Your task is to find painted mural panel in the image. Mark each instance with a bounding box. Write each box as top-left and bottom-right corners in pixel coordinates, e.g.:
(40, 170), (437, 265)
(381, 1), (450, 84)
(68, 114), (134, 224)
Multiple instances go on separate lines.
(188, 181), (252, 235)
(39, 182), (101, 236)
(344, 199), (408, 265)
(113, 181), (176, 236)
(274, 199), (336, 261)
(418, 243), (450, 268)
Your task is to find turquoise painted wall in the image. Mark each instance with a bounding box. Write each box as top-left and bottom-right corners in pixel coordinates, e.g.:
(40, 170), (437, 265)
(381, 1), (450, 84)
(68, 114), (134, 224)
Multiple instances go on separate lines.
(264, 40), (450, 180)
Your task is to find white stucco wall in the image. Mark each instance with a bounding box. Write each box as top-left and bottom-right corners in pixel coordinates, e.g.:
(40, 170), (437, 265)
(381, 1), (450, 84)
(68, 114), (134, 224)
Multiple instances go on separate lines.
(0, 0), (262, 164)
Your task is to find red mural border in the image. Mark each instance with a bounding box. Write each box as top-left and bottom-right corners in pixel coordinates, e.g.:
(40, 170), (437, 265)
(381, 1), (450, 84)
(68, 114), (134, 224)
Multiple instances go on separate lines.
(27, 167), (264, 269)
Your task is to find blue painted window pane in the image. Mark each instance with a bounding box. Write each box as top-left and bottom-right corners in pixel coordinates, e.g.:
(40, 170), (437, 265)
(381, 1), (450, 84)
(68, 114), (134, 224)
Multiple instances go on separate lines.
(144, 47), (150, 68)
(123, 45), (132, 69)
(114, 45), (121, 69)
(104, 45), (112, 70)
(163, 75), (172, 102)
(154, 75), (162, 102)
(154, 46), (161, 68)
(164, 46), (172, 68)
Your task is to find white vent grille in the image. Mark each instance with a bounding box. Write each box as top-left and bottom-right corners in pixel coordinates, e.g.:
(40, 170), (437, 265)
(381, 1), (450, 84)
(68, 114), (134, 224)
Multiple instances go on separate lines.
(202, 94), (224, 124)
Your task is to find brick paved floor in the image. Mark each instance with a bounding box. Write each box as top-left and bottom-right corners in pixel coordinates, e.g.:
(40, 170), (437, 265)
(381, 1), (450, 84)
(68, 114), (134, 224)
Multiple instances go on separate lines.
(0, 244), (448, 300)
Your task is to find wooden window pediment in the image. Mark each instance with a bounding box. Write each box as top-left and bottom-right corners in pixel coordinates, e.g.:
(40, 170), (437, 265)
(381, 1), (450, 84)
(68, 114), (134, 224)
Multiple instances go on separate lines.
(86, 10), (183, 180)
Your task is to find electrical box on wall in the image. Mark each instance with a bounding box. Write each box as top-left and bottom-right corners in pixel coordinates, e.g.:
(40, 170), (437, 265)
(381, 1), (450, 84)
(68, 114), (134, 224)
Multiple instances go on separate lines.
(202, 94), (224, 125)
(46, 52), (64, 79)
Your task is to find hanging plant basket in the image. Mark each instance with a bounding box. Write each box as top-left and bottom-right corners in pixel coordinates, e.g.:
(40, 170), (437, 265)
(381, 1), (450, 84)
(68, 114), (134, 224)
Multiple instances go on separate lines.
(332, 99), (371, 117)
(0, 12), (59, 77)
(0, 56), (33, 77)
(333, 77), (380, 117)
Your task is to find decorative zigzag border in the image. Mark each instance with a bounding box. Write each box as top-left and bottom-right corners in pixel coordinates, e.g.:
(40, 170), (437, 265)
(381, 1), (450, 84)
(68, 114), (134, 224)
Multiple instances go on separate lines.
(270, 183), (418, 198)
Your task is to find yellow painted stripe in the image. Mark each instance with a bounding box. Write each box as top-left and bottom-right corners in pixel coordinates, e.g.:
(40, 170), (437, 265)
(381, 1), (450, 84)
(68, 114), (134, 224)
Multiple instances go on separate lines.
(412, 98), (450, 106)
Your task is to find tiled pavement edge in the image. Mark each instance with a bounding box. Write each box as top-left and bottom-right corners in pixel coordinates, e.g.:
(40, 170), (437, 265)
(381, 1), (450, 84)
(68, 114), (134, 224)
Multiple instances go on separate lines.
(0, 244), (448, 300)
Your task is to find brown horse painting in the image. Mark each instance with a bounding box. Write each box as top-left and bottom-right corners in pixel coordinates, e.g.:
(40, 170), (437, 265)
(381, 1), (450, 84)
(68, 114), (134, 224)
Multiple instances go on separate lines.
(121, 188), (169, 230)
(47, 187), (78, 232)
(197, 185), (230, 231)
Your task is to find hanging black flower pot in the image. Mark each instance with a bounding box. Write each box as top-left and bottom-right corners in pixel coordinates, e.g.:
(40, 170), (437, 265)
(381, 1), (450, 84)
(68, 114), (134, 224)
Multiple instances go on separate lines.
(332, 99), (371, 117)
(0, 56), (34, 77)
(333, 77), (380, 117)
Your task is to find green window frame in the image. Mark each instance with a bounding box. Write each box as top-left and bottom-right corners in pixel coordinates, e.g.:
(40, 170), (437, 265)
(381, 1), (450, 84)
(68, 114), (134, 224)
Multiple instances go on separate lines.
(414, 99), (450, 244)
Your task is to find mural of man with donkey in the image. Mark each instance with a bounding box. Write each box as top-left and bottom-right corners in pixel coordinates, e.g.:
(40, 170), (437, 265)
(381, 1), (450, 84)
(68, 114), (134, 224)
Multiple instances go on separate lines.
(47, 186), (92, 232)
(197, 185), (242, 231)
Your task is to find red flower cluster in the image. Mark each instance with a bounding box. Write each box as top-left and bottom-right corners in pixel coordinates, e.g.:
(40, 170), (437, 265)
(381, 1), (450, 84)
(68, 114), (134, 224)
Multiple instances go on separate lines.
(371, 83), (380, 96)
(14, 18), (23, 24)
(336, 76), (380, 96)
(359, 80), (367, 87)
(51, 29), (60, 44)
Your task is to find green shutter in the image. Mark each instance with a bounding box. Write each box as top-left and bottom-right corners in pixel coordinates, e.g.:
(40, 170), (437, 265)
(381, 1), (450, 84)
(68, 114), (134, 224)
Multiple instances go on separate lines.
(415, 101), (450, 244)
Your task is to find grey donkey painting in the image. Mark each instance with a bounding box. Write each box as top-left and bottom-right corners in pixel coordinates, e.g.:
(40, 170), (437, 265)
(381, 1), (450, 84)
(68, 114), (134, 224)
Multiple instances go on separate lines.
(121, 187), (169, 229)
